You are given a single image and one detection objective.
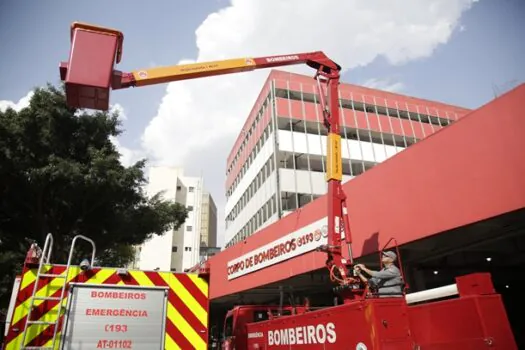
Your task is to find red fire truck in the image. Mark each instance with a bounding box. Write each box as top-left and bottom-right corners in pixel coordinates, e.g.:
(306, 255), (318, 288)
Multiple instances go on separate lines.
(220, 269), (516, 349)
(2, 22), (518, 349)
(3, 233), (517, 349)
(207, 245), (516, 349)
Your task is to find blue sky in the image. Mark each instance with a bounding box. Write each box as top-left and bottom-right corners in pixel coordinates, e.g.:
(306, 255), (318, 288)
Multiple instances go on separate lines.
(1, 0), (524, 245)
(0, 0), (224, 141)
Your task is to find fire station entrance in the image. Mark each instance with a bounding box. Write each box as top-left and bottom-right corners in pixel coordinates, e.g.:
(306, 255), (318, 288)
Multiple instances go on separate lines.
(210, 207), (525, 347)
(399, 207), (525, 348)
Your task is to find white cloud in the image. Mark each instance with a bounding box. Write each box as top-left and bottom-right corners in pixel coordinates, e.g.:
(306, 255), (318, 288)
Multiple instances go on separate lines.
(107, 103), (145, 167)
(0, 91), (34, 112)
(109, 103), (128, 121)
(76, 102), (128, 120)
(72, 102), (139, 166)
(110, 136), (145, 167)
(1, 0), (478, 248)
(140, 0), (478, 247)
(72, 102), (140, 167)
(362, 78), (405, 93)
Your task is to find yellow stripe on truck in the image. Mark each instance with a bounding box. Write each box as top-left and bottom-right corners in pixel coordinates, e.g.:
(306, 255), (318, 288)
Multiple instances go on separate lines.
(165, 333), (183, 350)
(187, 273), (209, 296)
(161, 273), (208, 327)
(167, 302), (207, 350)
(129, 270), (156, 287)
(11, 266), (77, 326)
(19, 265), (51, 291)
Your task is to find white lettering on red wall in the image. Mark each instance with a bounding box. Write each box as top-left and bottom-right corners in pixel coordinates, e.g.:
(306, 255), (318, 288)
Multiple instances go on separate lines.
(268, 322), (337, 346)
(227, 217), (327, 280)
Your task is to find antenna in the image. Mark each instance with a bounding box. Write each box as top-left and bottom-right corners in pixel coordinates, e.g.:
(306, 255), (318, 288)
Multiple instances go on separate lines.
(492, 79), (519, 99)
(491, 82), (499, 98)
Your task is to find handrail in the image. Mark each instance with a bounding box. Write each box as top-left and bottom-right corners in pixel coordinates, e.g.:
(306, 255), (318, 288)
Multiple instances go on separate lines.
(40, 233), (54, 265)
(66, 234), (97, 268)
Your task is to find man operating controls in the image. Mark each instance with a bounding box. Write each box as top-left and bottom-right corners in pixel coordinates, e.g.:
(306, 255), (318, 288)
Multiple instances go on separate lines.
(354, 250), (404, 297)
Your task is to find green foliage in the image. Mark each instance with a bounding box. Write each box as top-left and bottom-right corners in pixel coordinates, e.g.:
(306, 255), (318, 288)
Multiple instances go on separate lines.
(0, 84), (188, 311)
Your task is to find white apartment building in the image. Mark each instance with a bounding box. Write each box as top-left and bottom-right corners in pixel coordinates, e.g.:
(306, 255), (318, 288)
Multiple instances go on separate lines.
(200, 191), (218, 249)
(224, 70), (471, 247)
(136, 166), (216, 272)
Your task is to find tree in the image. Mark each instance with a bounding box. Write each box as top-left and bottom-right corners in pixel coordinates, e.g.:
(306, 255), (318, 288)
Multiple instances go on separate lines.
(0, 84), (188, 310)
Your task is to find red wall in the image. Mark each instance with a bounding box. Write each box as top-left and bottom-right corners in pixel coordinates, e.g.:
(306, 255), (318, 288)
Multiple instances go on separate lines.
(271, 70), (471, 118)
(225, 70), (470, 192)
(275, 97), (436, 139)
(210, 84), (525, 300)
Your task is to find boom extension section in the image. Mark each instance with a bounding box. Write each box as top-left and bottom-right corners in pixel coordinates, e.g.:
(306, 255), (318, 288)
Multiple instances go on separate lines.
(59, 21), (362, 298)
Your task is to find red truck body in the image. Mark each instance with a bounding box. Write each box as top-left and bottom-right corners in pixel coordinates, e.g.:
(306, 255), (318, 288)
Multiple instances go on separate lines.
(246, 298), (412, 349)
(222, 305), (310, 350)
(222, 273), (516, 350)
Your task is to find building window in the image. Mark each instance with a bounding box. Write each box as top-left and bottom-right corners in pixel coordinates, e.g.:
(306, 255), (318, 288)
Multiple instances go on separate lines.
(172, 246), (178, 252)
(177, 185), (181, 190)
(186, 225), (193, 231)
(171, 268), (176, 271)
(185, 247), (192, 252)
(189, 187), (194, 192)
(187, 205), (193, 211)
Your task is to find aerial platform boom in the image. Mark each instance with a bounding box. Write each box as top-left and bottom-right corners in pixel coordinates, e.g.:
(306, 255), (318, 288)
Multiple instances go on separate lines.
(59, 22), (361, 298)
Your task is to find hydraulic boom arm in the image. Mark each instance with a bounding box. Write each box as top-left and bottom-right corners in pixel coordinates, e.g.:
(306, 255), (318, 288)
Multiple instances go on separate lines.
(113, 52), (340, 90)
(59, 22), (361, 298)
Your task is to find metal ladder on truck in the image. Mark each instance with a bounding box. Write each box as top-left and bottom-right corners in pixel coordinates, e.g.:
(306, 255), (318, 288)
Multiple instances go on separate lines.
(19, 233), (96, 350)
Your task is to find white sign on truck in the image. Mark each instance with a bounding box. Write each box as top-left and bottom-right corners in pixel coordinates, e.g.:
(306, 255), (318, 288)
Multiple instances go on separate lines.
(61, 284), (168, 349)
(4, 276), (21, 338)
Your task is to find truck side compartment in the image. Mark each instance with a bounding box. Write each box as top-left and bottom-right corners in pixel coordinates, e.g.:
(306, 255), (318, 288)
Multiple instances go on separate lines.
(246, 298), (413, 349)
(407, 273), (516, 349)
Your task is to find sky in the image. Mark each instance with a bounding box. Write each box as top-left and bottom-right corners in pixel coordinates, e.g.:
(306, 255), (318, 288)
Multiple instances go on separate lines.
(1, 0), (524, 247)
